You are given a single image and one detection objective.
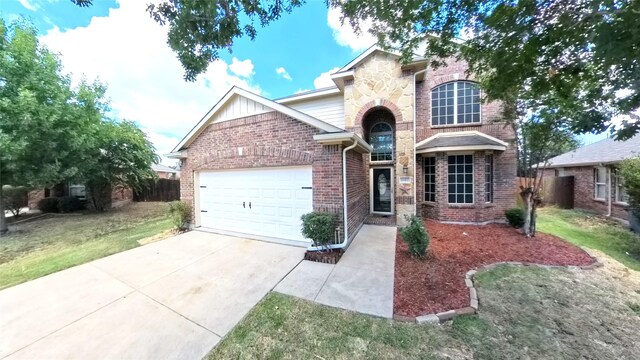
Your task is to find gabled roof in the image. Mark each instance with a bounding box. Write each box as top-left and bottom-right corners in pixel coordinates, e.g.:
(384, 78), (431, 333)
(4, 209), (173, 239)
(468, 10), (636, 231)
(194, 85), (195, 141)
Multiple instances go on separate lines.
(336, 45), (400, 73)
(171, 86), (344, 153)
(545, 134), (640, 168)
(416, 131), (508, 154)
(152, 164), (179, 173)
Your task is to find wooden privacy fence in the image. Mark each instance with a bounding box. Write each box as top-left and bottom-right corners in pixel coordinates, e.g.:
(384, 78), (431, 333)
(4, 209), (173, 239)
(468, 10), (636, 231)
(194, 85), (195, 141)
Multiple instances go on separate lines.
(133, 179), (180, 202)
(541, 176), (574, 209)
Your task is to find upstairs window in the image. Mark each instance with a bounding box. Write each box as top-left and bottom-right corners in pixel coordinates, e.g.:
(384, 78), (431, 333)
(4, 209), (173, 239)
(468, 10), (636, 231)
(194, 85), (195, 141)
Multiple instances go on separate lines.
(431, 81), (481, 126)
(369, 122), (393, 161)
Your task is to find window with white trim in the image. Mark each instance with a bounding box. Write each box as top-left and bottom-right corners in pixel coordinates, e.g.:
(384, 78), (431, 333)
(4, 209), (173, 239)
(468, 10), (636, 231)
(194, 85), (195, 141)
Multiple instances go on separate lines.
(613, 169), (629, 204)
(431, 81), (481, 126)
(485, 154), (493, 203)
(593, 167), (607, 200)
(69, 184), (86, 200)
(424, 156), (436, 202)
(448, 155), (474, 204)
(369, 122), (393, 161)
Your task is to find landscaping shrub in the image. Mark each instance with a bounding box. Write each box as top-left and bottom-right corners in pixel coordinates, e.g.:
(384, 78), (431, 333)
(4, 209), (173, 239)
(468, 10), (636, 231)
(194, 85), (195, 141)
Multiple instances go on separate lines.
(505, 207), (525, 228)
(38, 197), (60, 213)
(168, 201), (191, 231)
(620, 158), (640, 232)
(301, 212), (338, 250)
(2, 185), (28, 216)
(57, 196), (85, 213)
(400, 215), (430, 259)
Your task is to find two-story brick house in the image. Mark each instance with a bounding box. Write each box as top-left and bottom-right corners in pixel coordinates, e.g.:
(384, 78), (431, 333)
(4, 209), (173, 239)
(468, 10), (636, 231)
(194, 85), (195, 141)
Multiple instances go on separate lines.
(169, 46), (517, 248)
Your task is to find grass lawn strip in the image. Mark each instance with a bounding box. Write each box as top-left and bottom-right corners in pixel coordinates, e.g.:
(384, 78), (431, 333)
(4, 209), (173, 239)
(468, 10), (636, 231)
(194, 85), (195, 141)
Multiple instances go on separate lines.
(537, 207), (640, 271)
(209, 260), (640, 359)
(394, 220), (595, 317)
(0, 202), (173, 290)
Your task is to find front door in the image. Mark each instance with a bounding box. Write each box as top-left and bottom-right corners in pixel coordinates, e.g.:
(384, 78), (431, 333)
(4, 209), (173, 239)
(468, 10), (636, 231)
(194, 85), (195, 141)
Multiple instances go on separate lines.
(371, 167), (393, 214)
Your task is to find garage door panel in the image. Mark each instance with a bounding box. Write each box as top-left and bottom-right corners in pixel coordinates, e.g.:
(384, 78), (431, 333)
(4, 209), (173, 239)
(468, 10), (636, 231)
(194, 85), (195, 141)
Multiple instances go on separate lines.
(197, 167), (312, 243)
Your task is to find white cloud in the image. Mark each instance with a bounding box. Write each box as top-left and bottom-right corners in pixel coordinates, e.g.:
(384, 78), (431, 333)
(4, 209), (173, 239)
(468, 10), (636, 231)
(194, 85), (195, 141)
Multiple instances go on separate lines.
(40, 1), (260, 165)
(228, 57), (254, 78)
(276, 67), (292, 81)
(18, 0), (38, 11)
(327, 6), (376, 51)
(313, 67), (340, 89)
(294, 88), (311, 94)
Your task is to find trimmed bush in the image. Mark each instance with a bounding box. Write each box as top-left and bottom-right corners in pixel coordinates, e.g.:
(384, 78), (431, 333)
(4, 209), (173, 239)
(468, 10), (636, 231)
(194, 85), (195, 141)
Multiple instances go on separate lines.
(301, 212), (338, 250)
(2, 185), (28, 216)
(505, 207), (525, 228)
(38, 197), (59, 213)
(57, 196), (85, 213)
(168, 201), (191, 231)
(400, 215), (430, 259)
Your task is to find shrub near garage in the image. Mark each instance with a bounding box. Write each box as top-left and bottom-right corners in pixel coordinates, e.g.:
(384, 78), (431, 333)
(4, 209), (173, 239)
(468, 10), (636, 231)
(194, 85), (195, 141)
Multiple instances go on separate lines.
(400, 215), (430, 259)
(301, 212), (337, 251)
(505, 208), (525, 228)
(168, 201), (191, 232)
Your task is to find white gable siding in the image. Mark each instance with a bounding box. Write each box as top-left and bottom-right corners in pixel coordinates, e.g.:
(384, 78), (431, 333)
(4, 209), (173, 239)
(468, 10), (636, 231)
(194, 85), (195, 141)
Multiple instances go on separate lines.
(211, 94), (271, 123)
(285, 95), (345, 129)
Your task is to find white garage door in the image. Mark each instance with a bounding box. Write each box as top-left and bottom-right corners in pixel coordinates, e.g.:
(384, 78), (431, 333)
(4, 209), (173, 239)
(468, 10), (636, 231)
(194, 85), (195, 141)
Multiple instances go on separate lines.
(197, 166), (313, 243)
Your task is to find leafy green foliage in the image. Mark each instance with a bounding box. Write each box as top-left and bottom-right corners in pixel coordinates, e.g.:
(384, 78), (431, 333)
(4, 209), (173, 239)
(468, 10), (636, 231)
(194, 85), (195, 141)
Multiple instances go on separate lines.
(1, 186), (28, 217)
(57, 196), (85, 213)
(620, 157), (640, 214)
(168, 201), (191, 231)
(37, 197), (59, 213)
(146, 0), (303, 81)
(400, 215), (429, 259)
(300, 212), (338, 249)
(505, 208), (525, 228)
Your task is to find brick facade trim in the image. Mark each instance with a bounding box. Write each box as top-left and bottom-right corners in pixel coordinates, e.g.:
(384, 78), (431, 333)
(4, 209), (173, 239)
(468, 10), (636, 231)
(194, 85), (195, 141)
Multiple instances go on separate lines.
(195, 145), (314, 170)
(355, 99), (405, 126)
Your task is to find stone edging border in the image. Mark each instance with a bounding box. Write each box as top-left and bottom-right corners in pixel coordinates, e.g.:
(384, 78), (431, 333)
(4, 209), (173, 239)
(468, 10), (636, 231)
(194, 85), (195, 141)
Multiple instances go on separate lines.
(393, 256), (604, 325)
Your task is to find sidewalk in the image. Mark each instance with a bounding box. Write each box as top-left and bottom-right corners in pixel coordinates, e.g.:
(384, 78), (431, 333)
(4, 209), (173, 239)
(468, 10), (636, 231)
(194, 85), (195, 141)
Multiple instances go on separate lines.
(274, 224), (396, 318)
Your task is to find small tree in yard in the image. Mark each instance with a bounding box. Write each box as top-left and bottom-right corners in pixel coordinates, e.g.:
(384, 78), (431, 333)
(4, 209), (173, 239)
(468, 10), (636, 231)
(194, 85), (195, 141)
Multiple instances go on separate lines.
(516, 116), (579, 237)
(400, 215), (430, 259)
(301, 212), (337, 251)
(620, 157), (640, 221)
(1, 186), (28, 217)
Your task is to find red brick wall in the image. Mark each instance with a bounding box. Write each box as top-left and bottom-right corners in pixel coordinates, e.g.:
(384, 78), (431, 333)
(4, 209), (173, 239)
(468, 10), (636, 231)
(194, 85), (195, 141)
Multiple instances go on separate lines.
(412, 58), (517, 223)
(346, 150), (368, 239)
(542, 167), (630, 221)
(180, 111), (346, 234)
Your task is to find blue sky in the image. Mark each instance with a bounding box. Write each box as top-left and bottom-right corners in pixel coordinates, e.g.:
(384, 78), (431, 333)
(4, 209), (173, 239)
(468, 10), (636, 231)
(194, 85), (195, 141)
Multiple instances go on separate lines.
(1, 0), (606, 163)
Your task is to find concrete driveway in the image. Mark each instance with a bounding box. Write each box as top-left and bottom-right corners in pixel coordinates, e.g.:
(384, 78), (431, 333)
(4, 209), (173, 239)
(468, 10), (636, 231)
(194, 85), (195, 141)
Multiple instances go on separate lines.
(0, 231), (304, 359)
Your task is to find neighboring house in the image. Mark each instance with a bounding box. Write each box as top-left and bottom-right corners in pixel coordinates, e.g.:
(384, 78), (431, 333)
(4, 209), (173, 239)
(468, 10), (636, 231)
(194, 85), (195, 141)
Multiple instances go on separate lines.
(28, 183), (133, 210)
(152, 164), (180, 179)
(169, 45), (517, 247)
(542, 135), (640, 221)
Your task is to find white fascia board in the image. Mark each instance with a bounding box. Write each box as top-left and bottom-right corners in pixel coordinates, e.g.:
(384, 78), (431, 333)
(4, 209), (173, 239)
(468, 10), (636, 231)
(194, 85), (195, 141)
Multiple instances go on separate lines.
(330, 70), (354, 80)
(276, 87), (341, 104)
(172, 86), (344, 152)
(416, 145), (506, 154)
(313, 132), (373, 153)
(166, 151), (187, 159)
(415, 130), (509, 149)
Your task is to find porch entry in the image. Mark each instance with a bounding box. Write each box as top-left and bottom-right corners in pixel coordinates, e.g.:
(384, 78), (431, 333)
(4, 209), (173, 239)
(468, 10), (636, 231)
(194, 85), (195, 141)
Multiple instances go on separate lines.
(371, 167), (394, 214)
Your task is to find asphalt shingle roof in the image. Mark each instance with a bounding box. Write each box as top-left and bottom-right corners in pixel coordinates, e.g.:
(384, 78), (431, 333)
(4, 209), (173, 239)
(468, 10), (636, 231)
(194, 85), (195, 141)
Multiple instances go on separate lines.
(416, 134), (505, 150)
(546, 134), (640, 168)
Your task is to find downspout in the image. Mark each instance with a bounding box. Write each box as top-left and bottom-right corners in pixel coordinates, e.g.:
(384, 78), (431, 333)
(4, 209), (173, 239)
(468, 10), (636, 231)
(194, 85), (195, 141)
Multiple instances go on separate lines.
(340, 139), (359, 247)
(413, 68), (428, 215)
(607, 166), (612, 217)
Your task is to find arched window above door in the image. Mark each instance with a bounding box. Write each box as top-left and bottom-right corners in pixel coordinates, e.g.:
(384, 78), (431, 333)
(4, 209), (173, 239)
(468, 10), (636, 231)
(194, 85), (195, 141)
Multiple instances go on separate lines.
(369, 122), (393, 161)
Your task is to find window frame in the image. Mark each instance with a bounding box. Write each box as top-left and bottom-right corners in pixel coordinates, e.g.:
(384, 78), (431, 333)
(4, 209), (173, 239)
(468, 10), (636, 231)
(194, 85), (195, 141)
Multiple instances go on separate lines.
(423, 156), (436, 203)
(447, 154), (474, 204)
(593, 166), (608, 201)
(430, 81), (482, 127)
(69, 184), (87, 200)
(368, 121), (394, 162)
(613, 169), (629, 204)
(485, 154), (493, 203)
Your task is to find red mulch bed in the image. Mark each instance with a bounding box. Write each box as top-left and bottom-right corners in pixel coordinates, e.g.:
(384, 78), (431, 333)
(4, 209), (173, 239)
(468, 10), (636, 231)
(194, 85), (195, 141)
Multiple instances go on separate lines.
(394, 220), (596, 317)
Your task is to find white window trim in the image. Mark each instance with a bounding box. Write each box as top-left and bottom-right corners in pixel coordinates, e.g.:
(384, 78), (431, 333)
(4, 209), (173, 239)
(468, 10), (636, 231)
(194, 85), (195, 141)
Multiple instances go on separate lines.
(613, 170), (629, 205)
(369, 121), (394, 163)
(447, 154), (474, 205)
(430, 81), (482, 127)
(424, 156), (436, 203)
(593, 166), (608, 201)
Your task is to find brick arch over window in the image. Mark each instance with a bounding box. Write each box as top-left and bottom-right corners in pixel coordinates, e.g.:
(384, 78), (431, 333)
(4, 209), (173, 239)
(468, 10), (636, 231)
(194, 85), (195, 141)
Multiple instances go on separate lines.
(428, 74), (477, 89)
(355, 99), (404, 126)
(194, 146), (314, 170)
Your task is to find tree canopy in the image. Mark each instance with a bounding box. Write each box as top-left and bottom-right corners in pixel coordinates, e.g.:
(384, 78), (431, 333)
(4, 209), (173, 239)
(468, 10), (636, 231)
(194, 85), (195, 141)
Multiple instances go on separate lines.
(70, 0), (639, 140)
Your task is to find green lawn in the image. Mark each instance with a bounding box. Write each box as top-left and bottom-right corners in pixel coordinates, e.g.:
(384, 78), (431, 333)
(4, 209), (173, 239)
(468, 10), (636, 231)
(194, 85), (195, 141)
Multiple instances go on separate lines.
(537, 207), (640, 270)
(0, 202), (173, 290)
(209, 264), (640, 360)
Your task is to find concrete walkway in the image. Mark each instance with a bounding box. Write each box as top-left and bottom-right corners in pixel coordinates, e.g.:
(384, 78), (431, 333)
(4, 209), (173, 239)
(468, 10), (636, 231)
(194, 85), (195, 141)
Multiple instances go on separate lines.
(0, 231), (304, 360)
(274, 224), (396, 318)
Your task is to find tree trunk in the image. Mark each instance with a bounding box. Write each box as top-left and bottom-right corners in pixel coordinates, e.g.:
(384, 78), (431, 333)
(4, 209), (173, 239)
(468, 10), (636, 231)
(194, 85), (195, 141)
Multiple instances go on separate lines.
(521, 187), (535, 237)
(0, 186), (7, 235)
